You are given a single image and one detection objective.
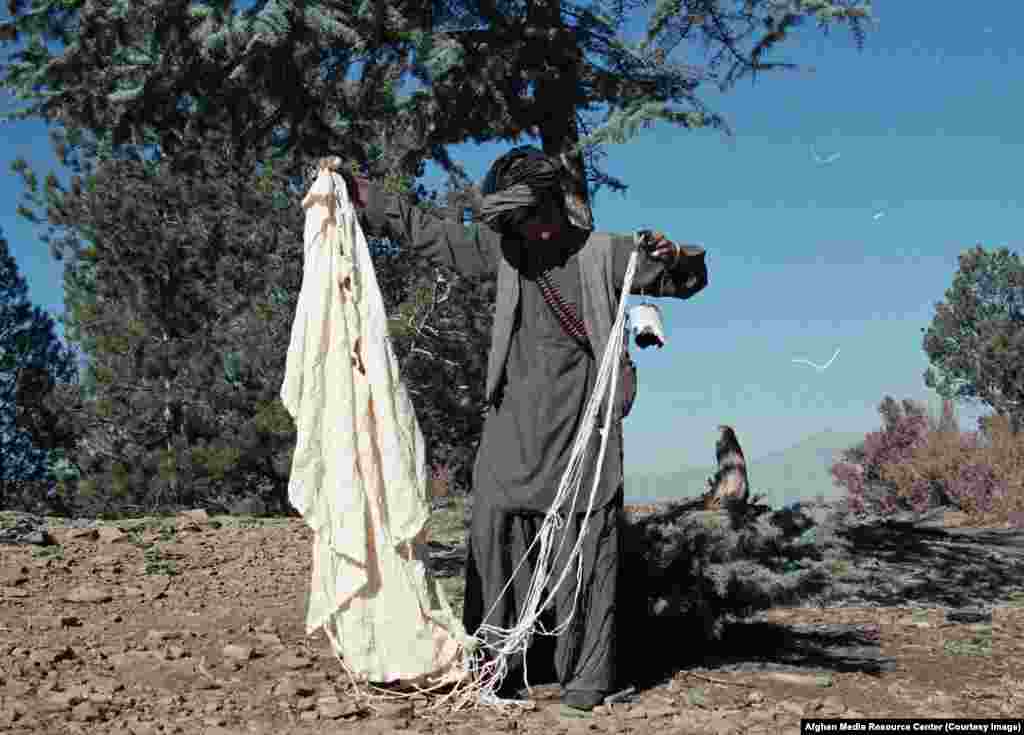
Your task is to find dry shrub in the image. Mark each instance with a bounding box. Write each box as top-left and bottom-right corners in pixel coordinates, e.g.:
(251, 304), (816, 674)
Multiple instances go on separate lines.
(968, 413), (1024, 523)
(881, 416), (980, 512)
(881, 402), (1024, 526)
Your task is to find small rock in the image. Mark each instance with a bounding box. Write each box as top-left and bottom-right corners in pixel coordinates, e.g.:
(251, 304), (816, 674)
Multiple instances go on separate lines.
(71, 701), (102, 722)
(91, 554), (122, 568)
(816, 696), (847, 715)
(642, 706), (677, 719)
(2, 566), (29, 585)
(143, 576), (172, 600)
(167, 645), (188, 660)
(63, 584), (113, 603)
(254, 633), (282, 647)
(746, 708), (777, 724)
(318, 696), (360, 719)
(22, 529), (56, 546)
(30, 646), (76, 666)
(178, 509), (210, 529)
(146, 630), (182, 644)
(256, 618), (276, 633)
(778, 700), (806, 717)
(277, 652), (312, 670)
(110, 651), (156, 669)
(98, 527), (128, 544)
(68, 528), (99, 541)
(3, 587), (29, 598)
(299, 710), (319, 722)
(91, 677), (123, 694)
(272, 678), (315, 697)
(223, 644), (253, 661)
(0, 704), (20, 726)
(49, 685), (89, 709)
(60, 615), (82, 628)
(126, 721), (160, 735)
(296, 696), (317, 712)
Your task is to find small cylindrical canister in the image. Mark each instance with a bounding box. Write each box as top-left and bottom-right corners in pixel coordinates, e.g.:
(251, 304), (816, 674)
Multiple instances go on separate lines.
(629, 303), (666, 348)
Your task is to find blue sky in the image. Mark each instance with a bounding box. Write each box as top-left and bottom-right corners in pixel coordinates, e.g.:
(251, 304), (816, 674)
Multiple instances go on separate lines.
(1, 3), (1021, 481)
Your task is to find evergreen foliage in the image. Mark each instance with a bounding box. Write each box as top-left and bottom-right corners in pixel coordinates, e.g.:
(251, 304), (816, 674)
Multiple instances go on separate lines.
(922, 244), (1024, 436)
(10, 123), (312, 514)
(1, 0), (874, 205)
(0, 228), (78, 510)
(618, 495), (857, 680)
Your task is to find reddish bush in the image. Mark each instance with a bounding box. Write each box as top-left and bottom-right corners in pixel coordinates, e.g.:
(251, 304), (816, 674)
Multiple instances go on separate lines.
(832, 395), (1024, 525)
(965, 413), (1024, 523)
(829, 397), (931, 516)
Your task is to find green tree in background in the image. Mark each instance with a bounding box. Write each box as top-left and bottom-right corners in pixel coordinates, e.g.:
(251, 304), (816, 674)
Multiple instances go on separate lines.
(11, 122), (311, 513)
(922, 245), (1024, 438)
(0, 228), (78, 510)
(1, 0), (874, 206)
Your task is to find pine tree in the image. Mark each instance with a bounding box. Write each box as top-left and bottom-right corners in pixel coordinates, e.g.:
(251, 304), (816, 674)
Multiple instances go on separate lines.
(10, 123), (313, 513)
(0, 227), (77, 510)
(922, 245), (1024, 436)
(1, 0), (874, 208)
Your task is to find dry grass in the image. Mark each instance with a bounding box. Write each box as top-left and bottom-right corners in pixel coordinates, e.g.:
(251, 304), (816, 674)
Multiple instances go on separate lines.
(883, 407), (1024, 526)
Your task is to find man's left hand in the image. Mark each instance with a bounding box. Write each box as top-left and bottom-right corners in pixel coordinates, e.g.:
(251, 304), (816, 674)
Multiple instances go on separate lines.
(647, 231), (679, 264)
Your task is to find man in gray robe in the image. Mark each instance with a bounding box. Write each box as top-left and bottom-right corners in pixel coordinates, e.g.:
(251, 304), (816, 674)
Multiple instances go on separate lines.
(350, 147), (708, 712)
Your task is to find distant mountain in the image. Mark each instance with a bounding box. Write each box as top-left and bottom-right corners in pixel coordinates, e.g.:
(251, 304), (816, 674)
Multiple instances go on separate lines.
(625, 428), (865, 510)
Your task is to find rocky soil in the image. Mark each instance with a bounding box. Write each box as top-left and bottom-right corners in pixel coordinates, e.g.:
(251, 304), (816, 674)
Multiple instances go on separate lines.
(1, 505), (1022, 735)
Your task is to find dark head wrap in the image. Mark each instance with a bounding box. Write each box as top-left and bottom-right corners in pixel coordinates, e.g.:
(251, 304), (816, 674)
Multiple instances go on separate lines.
(479, 146), (594, 235)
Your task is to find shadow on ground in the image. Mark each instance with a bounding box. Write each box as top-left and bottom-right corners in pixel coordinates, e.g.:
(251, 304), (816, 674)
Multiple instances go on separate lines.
(426, 501), (1024, 697)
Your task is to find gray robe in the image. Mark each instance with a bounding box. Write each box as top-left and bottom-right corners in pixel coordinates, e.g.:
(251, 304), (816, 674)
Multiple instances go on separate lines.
(358, 184), (707, 695)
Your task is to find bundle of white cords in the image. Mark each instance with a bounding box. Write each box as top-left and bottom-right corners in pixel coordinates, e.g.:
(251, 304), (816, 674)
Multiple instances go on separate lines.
(458, 236), (644, 708)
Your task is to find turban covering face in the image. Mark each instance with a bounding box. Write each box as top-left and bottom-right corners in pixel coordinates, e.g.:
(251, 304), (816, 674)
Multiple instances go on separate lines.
(479, 146), (594, 235)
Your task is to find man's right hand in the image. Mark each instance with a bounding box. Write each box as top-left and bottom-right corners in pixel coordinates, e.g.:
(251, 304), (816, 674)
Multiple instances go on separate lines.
(323, 158), (369, 210)
(340, 170), (370, 210)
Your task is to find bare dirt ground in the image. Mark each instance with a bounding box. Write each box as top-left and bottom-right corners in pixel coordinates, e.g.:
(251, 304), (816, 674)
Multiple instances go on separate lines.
(1, 504), (1022, 735)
